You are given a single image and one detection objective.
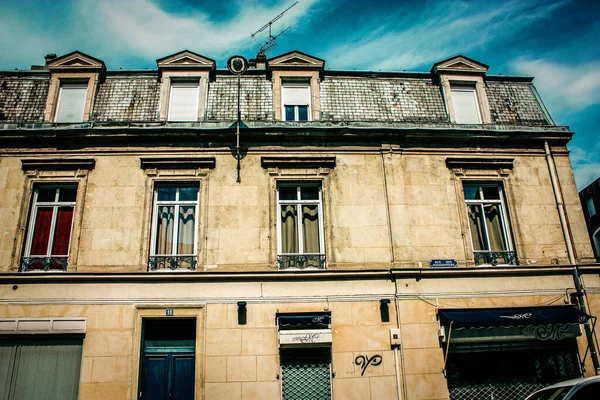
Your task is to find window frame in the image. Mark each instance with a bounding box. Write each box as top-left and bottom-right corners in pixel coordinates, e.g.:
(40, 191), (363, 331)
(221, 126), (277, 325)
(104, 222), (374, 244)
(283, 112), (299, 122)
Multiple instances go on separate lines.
(22, 184), (78, 271)
(276, 182), (325, 269)
(54, 81), (89, 123)
(149, 182), (200, 270)
(463, 182), (516, 265)
(586, 197), (596, 217)
(281, 82), (311, 122)
(450, 84), (482, 124)
(167, 79), (200, 122)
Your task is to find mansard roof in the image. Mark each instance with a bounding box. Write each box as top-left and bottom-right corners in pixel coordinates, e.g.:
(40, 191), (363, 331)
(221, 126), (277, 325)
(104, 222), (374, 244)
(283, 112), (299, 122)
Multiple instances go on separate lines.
(156, 50), (216, 70)
(267, 50), (325, 70)
(431, 54), (489, 74)
(45, 51), (106, 71)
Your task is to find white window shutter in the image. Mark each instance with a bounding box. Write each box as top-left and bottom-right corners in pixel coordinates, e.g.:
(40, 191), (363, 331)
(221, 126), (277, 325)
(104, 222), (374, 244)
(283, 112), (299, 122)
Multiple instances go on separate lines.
(55, 84), (87, 122)
(451, 86), (481, 124)
(283, 85), (310, 105)
(169, 81), (199, 121)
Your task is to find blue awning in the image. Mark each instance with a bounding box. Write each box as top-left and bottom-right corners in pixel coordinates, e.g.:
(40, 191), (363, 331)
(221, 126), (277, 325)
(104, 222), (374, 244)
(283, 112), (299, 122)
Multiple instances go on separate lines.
(438, 306), (590, 329)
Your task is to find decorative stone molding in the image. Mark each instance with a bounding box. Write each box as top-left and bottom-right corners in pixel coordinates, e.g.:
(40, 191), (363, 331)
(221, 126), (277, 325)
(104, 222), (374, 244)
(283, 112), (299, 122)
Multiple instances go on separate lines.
(140, 157), (216, 170)
(445, 157), (514, 170)
(261, 156), (336, 169)
(21, 158), (96, 171)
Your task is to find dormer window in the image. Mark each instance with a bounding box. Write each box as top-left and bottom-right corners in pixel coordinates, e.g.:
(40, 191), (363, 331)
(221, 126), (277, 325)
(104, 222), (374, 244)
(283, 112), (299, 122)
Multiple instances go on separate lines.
(168, 80), (200, 121)
(55, 81), (88, 123)
(451, 84), (481, 124)
(267, 51), (325, 122)
(43, 51), (105, 123)
(282, 82), (310, 122)
(156, 50), (216, 122)
(431, 55), (491, 125)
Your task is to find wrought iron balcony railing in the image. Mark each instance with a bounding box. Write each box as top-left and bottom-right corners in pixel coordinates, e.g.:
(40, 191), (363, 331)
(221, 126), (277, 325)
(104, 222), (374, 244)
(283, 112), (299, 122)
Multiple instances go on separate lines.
(278, 254), (326, 270)
(148, 255), (197, 271)
(473, 251), (518, 266)
(21, 257), (68, 272)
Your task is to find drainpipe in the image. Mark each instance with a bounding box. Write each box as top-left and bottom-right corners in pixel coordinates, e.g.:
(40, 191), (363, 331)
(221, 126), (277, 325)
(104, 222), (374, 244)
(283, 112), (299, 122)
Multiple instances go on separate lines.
(544, 140), (600, 373)
(381, 147), (406, 399)
(394, 280), (408, 400)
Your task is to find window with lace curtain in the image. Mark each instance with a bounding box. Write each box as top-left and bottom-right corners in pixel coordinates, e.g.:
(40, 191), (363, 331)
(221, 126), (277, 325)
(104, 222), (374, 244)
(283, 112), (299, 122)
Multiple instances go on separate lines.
(277, 183), (325, 269)
(463, 183), (517, 265)
(149, 183), (199, 270)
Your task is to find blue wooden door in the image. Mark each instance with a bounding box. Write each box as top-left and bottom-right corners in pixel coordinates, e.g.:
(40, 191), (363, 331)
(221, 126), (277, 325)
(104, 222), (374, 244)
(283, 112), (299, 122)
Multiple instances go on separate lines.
(142, 352), (194, 400)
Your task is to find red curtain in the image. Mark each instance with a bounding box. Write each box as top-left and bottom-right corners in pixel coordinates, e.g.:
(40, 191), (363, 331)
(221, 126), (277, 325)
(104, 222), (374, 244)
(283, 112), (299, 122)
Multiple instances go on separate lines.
(30, 208), (53, 255)
(52, 207), (74, 255)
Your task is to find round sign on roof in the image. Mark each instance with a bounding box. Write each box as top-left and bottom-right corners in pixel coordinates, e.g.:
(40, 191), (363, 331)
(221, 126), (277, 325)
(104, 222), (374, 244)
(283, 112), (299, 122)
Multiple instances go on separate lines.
(227, 55), (248, 75)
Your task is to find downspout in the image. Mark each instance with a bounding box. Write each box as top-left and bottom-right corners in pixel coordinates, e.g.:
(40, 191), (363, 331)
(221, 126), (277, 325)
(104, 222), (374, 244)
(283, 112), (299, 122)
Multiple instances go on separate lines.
(381, 146), (396, 266)
(544, 140), (600, 373)
(381, 146), (407, 399)
(394, 279), (408, 400)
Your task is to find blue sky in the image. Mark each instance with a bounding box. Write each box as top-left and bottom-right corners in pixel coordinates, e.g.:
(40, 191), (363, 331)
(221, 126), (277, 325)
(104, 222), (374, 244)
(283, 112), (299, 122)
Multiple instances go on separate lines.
(1, 0), (598, 189)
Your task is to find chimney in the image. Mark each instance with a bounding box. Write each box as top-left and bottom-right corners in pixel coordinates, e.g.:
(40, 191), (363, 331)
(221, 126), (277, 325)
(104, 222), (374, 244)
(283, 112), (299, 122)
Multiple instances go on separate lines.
(44, 53), (57, 65)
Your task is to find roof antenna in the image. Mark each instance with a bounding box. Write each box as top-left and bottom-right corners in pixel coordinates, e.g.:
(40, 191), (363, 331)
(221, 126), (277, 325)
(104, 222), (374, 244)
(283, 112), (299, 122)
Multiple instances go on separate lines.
(251, 1), (298, 56)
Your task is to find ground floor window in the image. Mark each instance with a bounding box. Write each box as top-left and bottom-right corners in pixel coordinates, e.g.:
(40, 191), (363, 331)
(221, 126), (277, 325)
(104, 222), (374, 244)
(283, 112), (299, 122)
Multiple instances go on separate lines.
(446, 340), (581, 400)
(281, 347), (332, 400)
(139, 318), (196, 400)
(0, 336), (83, 400)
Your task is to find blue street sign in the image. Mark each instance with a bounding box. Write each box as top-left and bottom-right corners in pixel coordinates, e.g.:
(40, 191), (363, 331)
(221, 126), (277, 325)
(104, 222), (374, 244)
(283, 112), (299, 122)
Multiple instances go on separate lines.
(430, 259), (458, 268)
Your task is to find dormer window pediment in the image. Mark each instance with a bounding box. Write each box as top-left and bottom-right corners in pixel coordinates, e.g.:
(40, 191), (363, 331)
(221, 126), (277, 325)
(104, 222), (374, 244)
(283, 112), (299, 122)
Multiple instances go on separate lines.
(267, 51), (325, 71)
(46, 51), (106, 72)
(431, 55), (489, 75)
(157, 50), (216, 71)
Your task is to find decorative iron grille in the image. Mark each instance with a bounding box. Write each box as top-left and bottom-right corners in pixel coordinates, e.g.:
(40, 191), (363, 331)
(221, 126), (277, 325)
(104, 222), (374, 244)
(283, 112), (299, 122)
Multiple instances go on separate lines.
(449, 382), (544, 400)
(148, 255), (197, 271)
(474, 251), (518, 266)
(21, 257), (68, 272)
(281, 348), (331, 400)
(278, 254), (326, 270)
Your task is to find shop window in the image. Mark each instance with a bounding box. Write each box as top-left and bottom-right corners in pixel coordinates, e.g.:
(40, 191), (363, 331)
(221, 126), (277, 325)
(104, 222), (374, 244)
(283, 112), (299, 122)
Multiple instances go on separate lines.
(0, 337), (83, 400)
(451, 84), (481, 124)
(22, 185), (77, 271)
(282, 83), (310, 122)
(277, 183), (325, 269)
(281, 347), (332, 400)
(55, 82), (88, 123)
(446, 340), (581, 399)
(463, 183), (516, 265)
(168, 80), (200, 121)
(149, 183), (199, 270)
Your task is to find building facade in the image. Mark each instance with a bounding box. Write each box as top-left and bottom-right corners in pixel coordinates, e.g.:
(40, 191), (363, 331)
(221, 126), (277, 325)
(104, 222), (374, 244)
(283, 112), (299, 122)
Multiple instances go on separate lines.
(0, 49), (598, 400)
(579, 177), (600, 260)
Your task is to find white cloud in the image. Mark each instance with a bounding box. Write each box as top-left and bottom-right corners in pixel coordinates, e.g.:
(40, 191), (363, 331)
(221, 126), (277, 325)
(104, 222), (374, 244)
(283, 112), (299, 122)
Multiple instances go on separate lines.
(511, 58), (600, 113)
(324, 0), (568, 71)
(569, 146), (600, 190)
(0, 0), (321, 69)
(75, 0), (320, 67)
